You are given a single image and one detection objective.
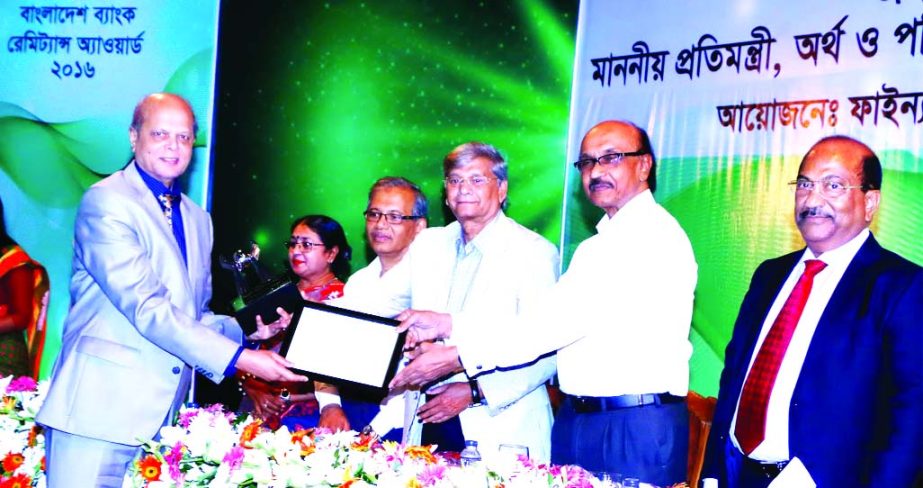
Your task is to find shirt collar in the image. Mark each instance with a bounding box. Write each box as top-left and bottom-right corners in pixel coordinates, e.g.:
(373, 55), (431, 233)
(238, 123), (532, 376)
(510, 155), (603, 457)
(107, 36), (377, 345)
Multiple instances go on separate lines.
(595, 189), (656, 234)
(800, 227), (870, 269)
(455, 210), (505, 256)
(134, 161), (180, 198)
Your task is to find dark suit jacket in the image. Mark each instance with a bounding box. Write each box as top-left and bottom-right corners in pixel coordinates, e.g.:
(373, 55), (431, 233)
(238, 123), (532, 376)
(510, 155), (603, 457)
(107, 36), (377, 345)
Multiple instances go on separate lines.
(704, 235), (923, 487)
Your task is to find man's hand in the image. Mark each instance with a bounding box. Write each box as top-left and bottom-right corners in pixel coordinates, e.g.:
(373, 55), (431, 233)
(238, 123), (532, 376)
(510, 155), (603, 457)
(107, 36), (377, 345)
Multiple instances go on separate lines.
(389, 343), (464, 390)
(243, 379), (286, 419)
(318, 405), (351, 432)
(247, 307), (293, 341)
(236, 349), (307, 382)
(395, 309), (453, 349)
(417, 383), (470, 424)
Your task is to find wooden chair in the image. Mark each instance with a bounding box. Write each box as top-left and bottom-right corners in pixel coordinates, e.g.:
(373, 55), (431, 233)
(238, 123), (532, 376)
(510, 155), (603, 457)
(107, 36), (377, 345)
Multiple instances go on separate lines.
(687, 391), (717, 487)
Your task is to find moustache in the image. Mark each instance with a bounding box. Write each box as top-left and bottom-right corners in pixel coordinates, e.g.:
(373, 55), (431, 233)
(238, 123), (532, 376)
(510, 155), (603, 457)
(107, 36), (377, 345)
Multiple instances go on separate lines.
(588, 178), (613, 190)
(798, 206), (833, 220)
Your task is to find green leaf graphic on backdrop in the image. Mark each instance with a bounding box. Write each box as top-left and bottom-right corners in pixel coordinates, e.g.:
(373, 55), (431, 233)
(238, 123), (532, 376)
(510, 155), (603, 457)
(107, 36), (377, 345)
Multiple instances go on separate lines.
(165, 48), (215, 144)
(0, 106), (107, 208)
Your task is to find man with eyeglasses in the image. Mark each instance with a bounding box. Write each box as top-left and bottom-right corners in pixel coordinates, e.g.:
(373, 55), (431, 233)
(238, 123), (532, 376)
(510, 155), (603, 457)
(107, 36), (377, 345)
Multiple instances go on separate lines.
(390, 120), (697, 485)
(334, 142), (559, 461)
(702, 136), (922, 487)
(312, 176), (428, 438)
(36, 93), (305, 487)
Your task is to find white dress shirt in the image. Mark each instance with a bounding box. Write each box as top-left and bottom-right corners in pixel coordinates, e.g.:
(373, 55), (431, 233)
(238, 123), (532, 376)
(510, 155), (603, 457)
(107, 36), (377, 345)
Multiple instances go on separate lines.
(731, 229), (870, 462)
(454, 190), (697, 397)
(335, 257), (408, 436)
(331, 211), (559, 460)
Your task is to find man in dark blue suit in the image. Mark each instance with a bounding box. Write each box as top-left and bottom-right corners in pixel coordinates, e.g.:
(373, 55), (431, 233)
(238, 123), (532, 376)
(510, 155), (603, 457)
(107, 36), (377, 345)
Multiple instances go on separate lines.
(703, 136), (922, 487)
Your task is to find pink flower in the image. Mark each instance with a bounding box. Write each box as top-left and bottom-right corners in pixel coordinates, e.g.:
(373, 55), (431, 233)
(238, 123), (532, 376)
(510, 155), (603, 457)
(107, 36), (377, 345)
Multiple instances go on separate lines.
(177, 409), (199, 428)
(6, 376), (37, 393)
(164, 442), (186, 481)
(222, 446), (245, 472)
(416, 465), (446, 486)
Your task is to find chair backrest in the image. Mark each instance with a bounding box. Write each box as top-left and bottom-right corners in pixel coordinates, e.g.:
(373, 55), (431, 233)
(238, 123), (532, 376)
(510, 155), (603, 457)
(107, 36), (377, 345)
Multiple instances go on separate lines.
(687, 390), (717, 487)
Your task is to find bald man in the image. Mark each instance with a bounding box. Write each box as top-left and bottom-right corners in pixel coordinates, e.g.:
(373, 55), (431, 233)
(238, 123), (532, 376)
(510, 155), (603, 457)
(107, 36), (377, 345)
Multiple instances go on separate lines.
(703, 136), (923, 487)
(37, 93), (305, 487)
(391, 120), (698, 484)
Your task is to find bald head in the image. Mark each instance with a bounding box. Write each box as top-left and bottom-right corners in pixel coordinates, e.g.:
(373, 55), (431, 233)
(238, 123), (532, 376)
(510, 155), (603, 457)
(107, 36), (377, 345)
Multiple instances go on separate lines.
(794, 135), (882, 255)
(578, 120), (656, 216)
(131, 93), (198, 135)
(128, 93), (197, 187)
(801, 136), (881, 191)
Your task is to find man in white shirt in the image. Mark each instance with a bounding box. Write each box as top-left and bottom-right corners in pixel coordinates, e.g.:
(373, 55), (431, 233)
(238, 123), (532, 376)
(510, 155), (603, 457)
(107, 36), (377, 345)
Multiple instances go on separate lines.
(392, 120), (697, 485)
(316, 176), (428, 439)
(702, 136), (922, 487)
(331, 143), (560, 461)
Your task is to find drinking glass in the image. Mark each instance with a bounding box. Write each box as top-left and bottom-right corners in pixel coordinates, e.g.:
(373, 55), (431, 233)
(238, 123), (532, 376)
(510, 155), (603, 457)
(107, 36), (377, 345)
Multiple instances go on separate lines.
(622, 477), (641, 488)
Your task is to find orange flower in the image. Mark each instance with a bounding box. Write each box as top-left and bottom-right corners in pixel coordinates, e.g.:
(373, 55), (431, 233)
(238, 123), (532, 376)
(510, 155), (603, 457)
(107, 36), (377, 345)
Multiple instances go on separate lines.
(0, 473), (32, 488)
(1, 452), (24, 473)
(239, 419), (263, 448)
(291, 428), (316, 456)
(403, 445), (437, 464)
(27, 425), (40, 448)
(137, 455), (162, 482)
(290, 427), (315, 444)
(351, 434), (374, 452)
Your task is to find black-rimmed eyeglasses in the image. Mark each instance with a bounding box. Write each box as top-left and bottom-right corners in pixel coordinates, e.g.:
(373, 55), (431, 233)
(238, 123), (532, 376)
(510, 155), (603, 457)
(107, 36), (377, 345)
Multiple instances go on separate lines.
(573, 151), (647, 172)
(364, 209), (423, 224)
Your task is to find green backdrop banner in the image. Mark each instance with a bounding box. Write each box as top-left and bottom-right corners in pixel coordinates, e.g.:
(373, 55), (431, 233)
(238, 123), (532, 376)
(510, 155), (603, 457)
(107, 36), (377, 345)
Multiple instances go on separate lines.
(566, 0), (923, 396)
(208, 1), (578, 310)
(0, 1), (221, 377)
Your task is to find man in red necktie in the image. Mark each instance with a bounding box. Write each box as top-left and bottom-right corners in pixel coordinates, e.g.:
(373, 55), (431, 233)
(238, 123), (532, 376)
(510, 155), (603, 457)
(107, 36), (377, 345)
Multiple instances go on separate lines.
(703, 136), (923, 487)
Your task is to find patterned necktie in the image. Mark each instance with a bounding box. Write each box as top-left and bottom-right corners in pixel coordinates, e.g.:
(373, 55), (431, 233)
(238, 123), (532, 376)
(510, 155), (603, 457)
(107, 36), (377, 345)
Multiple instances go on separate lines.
(735, 259), (827, 455)
(157, 193), (174, 229)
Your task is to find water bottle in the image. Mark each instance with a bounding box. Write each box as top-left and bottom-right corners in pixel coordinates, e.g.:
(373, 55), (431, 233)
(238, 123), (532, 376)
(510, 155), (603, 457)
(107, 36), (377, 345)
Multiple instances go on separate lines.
(459, 440), (482, 467)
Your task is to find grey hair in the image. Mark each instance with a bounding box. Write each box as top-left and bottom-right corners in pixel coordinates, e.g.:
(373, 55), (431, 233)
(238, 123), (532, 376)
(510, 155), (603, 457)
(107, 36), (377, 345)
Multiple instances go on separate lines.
(368, 176), (428, 218)
(442, 142), (508, 182)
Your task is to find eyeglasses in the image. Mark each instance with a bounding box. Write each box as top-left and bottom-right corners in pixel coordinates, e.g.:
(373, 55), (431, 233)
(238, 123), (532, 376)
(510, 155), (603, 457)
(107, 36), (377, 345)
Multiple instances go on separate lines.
(444, 175), (497, 188)
(789, 177), (866, 198)
(284, 238), (326, 251)
(364, 209), (423, 224)
(573, 151), (647, 172)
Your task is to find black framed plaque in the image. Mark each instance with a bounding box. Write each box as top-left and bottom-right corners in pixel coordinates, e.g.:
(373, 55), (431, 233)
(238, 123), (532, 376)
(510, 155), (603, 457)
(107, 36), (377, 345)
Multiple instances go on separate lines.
(278, 301), (406, 390)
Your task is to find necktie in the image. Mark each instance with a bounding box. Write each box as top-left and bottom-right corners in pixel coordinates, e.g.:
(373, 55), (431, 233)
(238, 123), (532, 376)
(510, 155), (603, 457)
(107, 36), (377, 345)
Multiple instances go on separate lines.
(157, 193), (174, 229)
(735, 259), (827, 455)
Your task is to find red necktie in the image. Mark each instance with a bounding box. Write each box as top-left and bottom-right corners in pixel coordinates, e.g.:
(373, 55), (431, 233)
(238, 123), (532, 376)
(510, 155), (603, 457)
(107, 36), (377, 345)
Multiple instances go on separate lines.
(735, 259), (827, 455)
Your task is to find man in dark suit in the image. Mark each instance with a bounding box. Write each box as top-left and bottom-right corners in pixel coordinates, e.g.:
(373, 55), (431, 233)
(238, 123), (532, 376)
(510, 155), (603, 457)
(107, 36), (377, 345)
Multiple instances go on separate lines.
(703, 135), (922, 487)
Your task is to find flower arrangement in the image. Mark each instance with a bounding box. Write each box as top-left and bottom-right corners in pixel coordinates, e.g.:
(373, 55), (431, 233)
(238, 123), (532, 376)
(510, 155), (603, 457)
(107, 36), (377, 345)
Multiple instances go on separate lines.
(0, 376), (46, 488)
(126, 404), (615, 488)
(0, 376), (685, 488)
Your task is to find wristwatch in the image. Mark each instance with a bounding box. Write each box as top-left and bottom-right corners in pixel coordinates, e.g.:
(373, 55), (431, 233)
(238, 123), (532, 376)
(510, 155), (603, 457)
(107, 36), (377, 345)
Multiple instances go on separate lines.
(468, 379), (484, 407)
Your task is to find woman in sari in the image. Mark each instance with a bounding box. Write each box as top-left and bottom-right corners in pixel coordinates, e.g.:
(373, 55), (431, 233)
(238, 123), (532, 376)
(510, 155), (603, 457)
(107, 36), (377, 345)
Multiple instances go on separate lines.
(0, 196), (49, 379)
(239, 215), (351, 429)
